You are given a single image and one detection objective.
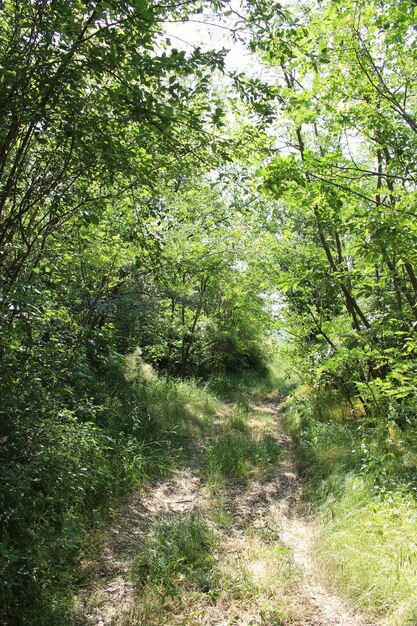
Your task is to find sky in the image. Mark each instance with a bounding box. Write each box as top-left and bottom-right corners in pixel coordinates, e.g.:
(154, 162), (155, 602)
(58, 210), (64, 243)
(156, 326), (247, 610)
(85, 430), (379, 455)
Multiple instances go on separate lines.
(163, 1), (259, 75)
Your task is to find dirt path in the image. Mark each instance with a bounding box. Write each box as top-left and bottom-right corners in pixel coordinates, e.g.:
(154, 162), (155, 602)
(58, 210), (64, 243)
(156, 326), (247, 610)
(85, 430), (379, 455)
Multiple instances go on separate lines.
(75, 400), (374, 626)
(266, 414), (373, 626)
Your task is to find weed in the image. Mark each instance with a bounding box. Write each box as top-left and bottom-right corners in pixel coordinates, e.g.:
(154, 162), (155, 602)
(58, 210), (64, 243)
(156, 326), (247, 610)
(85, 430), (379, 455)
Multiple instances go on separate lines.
(248, 602), (294, 625)
(229, 409), (250, 434)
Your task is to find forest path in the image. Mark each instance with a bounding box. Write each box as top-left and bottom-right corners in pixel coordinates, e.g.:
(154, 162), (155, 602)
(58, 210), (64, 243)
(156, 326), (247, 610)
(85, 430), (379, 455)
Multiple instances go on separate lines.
(74, 398), (374, 626)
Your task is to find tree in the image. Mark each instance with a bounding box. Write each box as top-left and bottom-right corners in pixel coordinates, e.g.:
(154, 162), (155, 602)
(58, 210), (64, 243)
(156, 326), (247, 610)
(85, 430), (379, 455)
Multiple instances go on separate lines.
(246, 0), (417, 407)
(107, 176), (275, 379)
(0, 0), (229, 292)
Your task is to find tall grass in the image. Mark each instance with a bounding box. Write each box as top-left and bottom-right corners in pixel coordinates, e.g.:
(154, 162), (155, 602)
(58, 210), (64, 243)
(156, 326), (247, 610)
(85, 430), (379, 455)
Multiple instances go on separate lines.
(316, 475), (417, 622)
(283, 384), (417, 624)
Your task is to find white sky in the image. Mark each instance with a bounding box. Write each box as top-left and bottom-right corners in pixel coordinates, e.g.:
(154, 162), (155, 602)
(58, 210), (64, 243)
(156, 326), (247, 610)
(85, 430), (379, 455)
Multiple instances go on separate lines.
(163, 1), (260, 76)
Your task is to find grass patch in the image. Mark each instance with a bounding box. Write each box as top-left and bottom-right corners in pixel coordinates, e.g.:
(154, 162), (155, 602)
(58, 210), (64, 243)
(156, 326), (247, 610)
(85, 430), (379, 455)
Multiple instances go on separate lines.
(202, 428), (282, 487)
(208, 497), (234, 529)
(125, 524), (298, 626)
(129, 377), (220, 455)
(316, 475), (417, 623)
(131, 510), (218, 594)
(202, 398), (283, 488)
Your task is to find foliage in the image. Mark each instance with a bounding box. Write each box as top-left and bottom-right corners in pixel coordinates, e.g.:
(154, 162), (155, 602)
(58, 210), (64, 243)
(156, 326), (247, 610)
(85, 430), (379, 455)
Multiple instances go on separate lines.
(110, 178), (275, 380)
(211, 342), (299, 402)
(7, 0), (417, 621)
(245, 0), (417, 416)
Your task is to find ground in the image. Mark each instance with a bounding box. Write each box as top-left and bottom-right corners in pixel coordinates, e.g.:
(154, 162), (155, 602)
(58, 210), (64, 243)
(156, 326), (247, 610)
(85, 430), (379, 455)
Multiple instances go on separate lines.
(73, 398), (375, 626)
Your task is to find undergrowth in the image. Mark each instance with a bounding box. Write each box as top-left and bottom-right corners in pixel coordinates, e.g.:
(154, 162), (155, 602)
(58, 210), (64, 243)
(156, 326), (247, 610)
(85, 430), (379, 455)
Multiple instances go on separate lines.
(0, 355), (218, 626)
(127, 514), (297, 626)
(1, 343), (294, 625)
